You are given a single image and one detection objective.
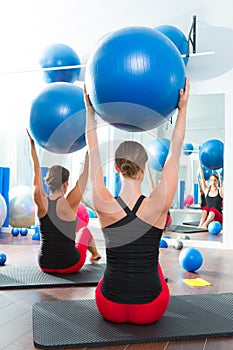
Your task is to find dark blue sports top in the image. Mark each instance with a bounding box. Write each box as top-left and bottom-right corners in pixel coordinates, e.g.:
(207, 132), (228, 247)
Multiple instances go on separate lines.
(38, 197), (79, 269)
(205, 190), (223, 213)
(101, 195), (163, 304)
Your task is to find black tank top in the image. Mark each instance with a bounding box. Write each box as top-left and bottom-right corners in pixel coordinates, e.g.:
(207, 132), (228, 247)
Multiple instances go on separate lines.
(38, 197), (79, 269)
(101, 195), (163, 304)
(205, 190), (223, 213)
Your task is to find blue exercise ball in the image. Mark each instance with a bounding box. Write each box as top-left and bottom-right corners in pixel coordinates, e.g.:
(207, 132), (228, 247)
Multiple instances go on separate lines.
(0, 253), (6, 265)
(160, 239), (168, 248)
(155, 25), (189, 65)
(179, 247), (203, 272)
(199, 139), (224, 170)
(183, 143), (194, 155)
(85, 26), (186, 132)
(40, 43), (81, 83)
(208, 221), (222, 235)
(197, 166), (218, 181)
(29, 83), (86, 153)
(147, 138), (170, 171)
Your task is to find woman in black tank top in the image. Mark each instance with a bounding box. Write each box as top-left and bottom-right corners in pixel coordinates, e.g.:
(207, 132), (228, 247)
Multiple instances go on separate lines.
(198, 165), (224, 229)
(27, 130), (101, 273)
(84, 79), (190, 324)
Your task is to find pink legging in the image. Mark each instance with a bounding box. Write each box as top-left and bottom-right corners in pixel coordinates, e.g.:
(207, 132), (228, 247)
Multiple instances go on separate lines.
(95, 264), (170, 325)
(41, 227), (92, 274)
(202, 206), (223, 224)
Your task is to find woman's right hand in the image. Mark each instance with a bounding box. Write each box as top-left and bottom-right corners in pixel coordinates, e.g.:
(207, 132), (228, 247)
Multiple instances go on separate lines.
(178, 77), (190, 111)
(26, 128), (35, 145)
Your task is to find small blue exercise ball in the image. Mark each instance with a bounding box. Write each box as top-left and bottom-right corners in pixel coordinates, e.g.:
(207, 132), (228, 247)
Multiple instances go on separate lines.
(183, 143), (194, 155)
(40, 43), (81, 83)
(147, 138), (170, 171)
(160, 239), (168, 248)
(20, 228), (28, 236)
(0, 253), (6, 265)
(11, 228), (20, 236)
(197, 166), (215, 181)
(155, 25), (189, 65)
(29, 83), (86, 154)
(199, 139), (224, 170)
(85, 26), (186, 132)
(208, 221), (222, 235)
(179, 247), (203, 272)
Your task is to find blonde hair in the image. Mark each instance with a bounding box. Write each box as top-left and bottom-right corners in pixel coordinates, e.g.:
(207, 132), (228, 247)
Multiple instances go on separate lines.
(115, 141), (148, 179)
(45, 165), (69, 192)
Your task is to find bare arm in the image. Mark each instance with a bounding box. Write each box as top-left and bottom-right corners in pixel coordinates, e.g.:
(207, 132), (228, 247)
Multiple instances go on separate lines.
(147, 166), (156, 191)
(66, 151), (89, 212)
(83, 85), (114, 212)
(26, 129), (47, 206)
(150, 78), (190, 212)
(219, 172), (224, 198)
(199, 162), (209, 192)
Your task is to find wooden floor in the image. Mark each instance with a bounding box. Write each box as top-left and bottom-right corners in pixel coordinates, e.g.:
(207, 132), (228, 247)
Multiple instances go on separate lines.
(0, 222), (232, 350)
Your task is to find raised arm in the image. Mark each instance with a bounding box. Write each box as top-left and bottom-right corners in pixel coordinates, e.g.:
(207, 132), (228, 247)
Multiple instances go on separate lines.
(147, 165), (156, 191)
(26, 129), (47, 204)
(150, 78), (190, 212)
(199, 162), (209, 192)
(83, 85), (114, 210)
(219, 171), (224, 198)
(66, 151), (89, 212)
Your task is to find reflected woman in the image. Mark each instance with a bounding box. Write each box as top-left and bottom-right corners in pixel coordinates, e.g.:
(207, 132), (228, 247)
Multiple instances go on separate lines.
(198, 163), (223, 229)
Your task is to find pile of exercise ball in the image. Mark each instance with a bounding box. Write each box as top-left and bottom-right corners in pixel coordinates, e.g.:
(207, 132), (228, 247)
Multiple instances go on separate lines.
(29, 43), (86, 154)
(30, 24), (188, 152)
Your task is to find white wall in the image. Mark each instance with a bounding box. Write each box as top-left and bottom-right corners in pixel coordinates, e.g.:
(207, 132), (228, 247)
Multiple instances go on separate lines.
(0, 0), (232, 245)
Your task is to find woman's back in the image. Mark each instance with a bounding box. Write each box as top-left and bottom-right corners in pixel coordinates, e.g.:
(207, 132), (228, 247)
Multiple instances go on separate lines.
(101, 196), (163, 304)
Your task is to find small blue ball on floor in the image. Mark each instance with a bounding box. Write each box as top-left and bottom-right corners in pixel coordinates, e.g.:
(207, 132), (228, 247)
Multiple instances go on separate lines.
(160, 239), (168, 248)
(0, 253), (7, 265)
(32, 232), (40, 240)
(179, 247), (203, 272)
(208, 221), (222, 235)
(163, 235), (171, 239)
(11, 228), (20, 236)
(20, 228), (28, 236)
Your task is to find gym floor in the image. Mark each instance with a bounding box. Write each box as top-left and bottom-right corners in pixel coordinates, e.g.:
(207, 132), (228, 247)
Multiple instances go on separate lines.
(0, 222), (232, 350)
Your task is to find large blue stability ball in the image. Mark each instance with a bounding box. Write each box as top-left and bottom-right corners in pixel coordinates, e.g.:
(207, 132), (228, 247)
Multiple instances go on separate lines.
(155, 25), (189, 65)
(147, 138), (170, 171)
(199, 139), (224, 170)
(179, 247), (203, 272)
(29, 83), (86, 153)
(40, 43), (81, 83)
(85, 26), (186, 132)
(197, 166), (217, 181)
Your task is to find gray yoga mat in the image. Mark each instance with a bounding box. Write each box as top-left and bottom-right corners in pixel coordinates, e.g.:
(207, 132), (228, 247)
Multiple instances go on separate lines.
(32, 293), (233, 349)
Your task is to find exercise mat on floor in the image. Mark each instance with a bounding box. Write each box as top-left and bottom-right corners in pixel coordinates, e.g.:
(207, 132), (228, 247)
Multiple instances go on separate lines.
(32, 293), (233, 349)
(0, 263), (105, 289)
